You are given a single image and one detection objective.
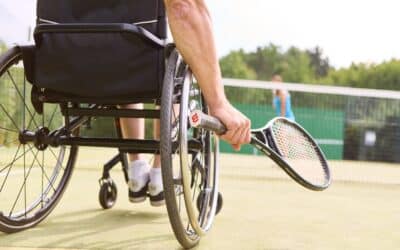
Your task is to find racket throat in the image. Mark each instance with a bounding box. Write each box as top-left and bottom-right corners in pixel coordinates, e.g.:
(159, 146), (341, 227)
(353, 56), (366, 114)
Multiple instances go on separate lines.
(250, 137), (271, 156)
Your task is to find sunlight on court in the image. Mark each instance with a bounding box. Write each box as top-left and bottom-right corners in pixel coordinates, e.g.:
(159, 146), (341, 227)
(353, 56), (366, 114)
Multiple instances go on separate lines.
(0, 147), (399, 250)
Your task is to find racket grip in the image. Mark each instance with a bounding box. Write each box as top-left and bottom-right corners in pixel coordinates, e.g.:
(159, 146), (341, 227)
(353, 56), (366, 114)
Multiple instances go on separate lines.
(189, 110), (227, 135)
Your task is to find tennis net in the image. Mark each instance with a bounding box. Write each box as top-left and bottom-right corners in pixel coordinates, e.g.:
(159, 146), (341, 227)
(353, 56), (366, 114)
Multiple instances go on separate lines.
(222, 78), (400, 185)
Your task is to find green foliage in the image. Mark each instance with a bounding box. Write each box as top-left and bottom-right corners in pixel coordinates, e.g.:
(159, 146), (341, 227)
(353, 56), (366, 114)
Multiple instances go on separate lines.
(0, 40), (6, 54)
(245, 44), (283, 80)
(307, 46), (331, 78)
(220, 44), (400, 91)
(221, 44), (323, 83)
(220, 50), (257, 80)
(220, 44), (327, 105)
(322, 60), (400, 90)
(280, 46), (314, 83)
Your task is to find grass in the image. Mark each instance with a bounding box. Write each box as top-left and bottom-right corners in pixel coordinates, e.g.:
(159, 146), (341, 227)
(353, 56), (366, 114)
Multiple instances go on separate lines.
(0, 147), (399, 250)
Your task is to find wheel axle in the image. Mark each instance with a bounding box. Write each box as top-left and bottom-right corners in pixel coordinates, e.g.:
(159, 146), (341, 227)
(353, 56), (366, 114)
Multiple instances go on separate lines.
(19, 127), (52, 150)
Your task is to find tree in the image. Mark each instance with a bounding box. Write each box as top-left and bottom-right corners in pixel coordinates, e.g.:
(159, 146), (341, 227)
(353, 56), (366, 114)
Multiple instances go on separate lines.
(220, 44), (322, 83)
(220, 50), (257, 80)
(281, 46), (314, 83)
(245, 43), (284, 80)
(322, 59), (400, 90)
(0, 40), (6, 54)
(307, 46), (331, 78)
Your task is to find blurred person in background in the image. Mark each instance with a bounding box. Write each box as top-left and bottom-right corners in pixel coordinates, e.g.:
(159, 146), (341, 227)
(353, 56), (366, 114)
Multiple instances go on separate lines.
(271, 74), (295, 121)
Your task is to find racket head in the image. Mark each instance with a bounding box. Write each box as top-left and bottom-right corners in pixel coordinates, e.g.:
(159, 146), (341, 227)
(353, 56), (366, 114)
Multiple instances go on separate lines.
(253, 117), (331, 190)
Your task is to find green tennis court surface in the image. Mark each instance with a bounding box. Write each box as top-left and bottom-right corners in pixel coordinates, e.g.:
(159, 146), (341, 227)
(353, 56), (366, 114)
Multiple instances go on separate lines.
(1, 148), (399, 250)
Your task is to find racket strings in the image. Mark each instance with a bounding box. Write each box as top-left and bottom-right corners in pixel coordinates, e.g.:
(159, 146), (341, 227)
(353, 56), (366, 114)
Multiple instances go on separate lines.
(271, 120), (327, 185)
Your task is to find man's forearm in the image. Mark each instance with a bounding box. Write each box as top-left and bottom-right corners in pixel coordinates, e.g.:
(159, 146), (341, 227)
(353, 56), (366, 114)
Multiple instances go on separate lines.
(164, 0), (251, 148)
(164, 0), (228, 108)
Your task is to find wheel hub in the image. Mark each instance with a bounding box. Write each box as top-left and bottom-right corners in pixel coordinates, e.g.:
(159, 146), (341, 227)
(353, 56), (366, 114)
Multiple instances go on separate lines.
(19, 127), (50, 150)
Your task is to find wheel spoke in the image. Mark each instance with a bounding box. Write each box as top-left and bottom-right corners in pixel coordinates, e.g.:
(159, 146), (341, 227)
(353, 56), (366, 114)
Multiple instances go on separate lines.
(0, 103), (20, 131)
(47, 105), (59, 129)
(41, 150), (44, 208)
(2, 138), (19, 147)
(9, 149), (40, 217)
(0, 144), (22, 192)
(0, 126), (18, 133)
(0, 144), (33, 174)
(191, 158), (200, 201)
(49, 148), (65, 171)
(7, 70), (39, 129)
(23, 71), (26, 131)
(27, 145), (58, 194)
(41, 108), (44, 208)
(24, 145), (27, 216)
(26, 112), (36, 131)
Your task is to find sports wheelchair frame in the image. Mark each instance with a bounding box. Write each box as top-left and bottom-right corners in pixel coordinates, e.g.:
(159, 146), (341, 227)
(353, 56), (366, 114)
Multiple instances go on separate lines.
(0, 0), (222, 248)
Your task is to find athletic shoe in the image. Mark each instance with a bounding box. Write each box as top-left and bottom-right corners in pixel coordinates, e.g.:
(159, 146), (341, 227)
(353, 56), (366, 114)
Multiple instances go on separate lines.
(127, 160), (150, 203)
(148, 168), (165, 206)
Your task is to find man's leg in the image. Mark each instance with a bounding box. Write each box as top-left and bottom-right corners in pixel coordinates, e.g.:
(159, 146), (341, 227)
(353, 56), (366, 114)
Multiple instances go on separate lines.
(120, 104), (165, 206)
(119, 103), (151, 203)
(148, 114), (164, 206)
(152, 116), (162, 169)
(120, 104), (145, 162)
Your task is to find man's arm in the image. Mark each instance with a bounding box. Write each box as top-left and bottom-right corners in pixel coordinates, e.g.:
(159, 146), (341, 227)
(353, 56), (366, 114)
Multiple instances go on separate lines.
(277, 91), (287, 117)
(164, 0), (251, 150)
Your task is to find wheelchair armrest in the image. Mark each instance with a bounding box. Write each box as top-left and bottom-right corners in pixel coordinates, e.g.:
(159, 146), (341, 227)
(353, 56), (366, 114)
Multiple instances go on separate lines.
(34, 23), (166, 48)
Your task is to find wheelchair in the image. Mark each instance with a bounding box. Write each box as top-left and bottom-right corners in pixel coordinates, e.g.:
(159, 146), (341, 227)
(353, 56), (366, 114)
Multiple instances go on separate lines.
(0, 0), (222, 248)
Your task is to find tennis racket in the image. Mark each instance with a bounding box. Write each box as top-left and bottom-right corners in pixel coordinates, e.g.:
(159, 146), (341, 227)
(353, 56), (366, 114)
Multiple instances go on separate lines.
(189, 110), (331, 191)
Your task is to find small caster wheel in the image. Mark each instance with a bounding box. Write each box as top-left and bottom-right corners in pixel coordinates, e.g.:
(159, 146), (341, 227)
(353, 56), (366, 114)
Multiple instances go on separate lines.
(99, 179), (117, 209)
(196, 191), (223, 215)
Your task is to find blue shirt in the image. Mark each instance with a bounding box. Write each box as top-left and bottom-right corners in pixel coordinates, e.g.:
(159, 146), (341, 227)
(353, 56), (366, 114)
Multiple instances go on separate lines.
(273, 93), (295, 121)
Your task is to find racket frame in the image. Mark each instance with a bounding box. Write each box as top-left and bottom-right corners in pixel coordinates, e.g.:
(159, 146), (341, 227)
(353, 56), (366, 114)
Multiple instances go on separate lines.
(251, 117), (331, 191)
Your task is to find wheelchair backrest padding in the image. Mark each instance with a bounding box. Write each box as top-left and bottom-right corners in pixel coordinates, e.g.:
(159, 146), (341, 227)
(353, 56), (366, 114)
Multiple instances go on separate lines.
(28, 0), (166, 99)
(37, 0), (165, 37)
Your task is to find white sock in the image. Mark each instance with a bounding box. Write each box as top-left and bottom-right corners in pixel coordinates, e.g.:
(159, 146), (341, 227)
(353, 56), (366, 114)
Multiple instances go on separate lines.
(128, 160), (150, 192)
(149, 167), (163, 195)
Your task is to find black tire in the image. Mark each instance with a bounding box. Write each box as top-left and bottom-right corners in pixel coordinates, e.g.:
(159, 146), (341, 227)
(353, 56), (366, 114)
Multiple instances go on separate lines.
(98, 179), (118, 209)
(0, 47), (79, 233)
(160, 48), (220, 249)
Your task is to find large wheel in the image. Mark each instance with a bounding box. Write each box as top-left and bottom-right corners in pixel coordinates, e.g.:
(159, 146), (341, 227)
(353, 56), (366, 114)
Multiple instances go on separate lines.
(0, 47), (78, 232)
(160, 48), (220, 248)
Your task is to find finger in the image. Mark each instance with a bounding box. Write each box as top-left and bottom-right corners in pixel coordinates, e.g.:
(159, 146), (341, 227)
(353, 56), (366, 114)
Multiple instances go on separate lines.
(227, 130), (240, 146)
(220, 128), (234, 142)
(245, 127), (251, 144)
(231, 124), (247, 146)
(230, 118), (248, 145)
(244, 119), (252, 143)
(240, 118), (251, 144)
(232, 143), (241, 151)
(220, 120), (239, 143)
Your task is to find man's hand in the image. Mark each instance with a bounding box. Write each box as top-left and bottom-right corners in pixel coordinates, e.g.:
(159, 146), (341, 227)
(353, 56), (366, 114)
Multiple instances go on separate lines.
(209, 101), (251, 151)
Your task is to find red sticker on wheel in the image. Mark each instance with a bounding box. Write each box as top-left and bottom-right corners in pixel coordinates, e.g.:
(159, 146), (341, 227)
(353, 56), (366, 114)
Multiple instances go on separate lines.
(191, 113), (199, 123)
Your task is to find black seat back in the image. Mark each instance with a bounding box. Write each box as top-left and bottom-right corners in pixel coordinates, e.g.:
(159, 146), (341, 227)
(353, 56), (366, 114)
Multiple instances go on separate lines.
(26, 0), (166, 100)
(37, 0), (166, 38)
